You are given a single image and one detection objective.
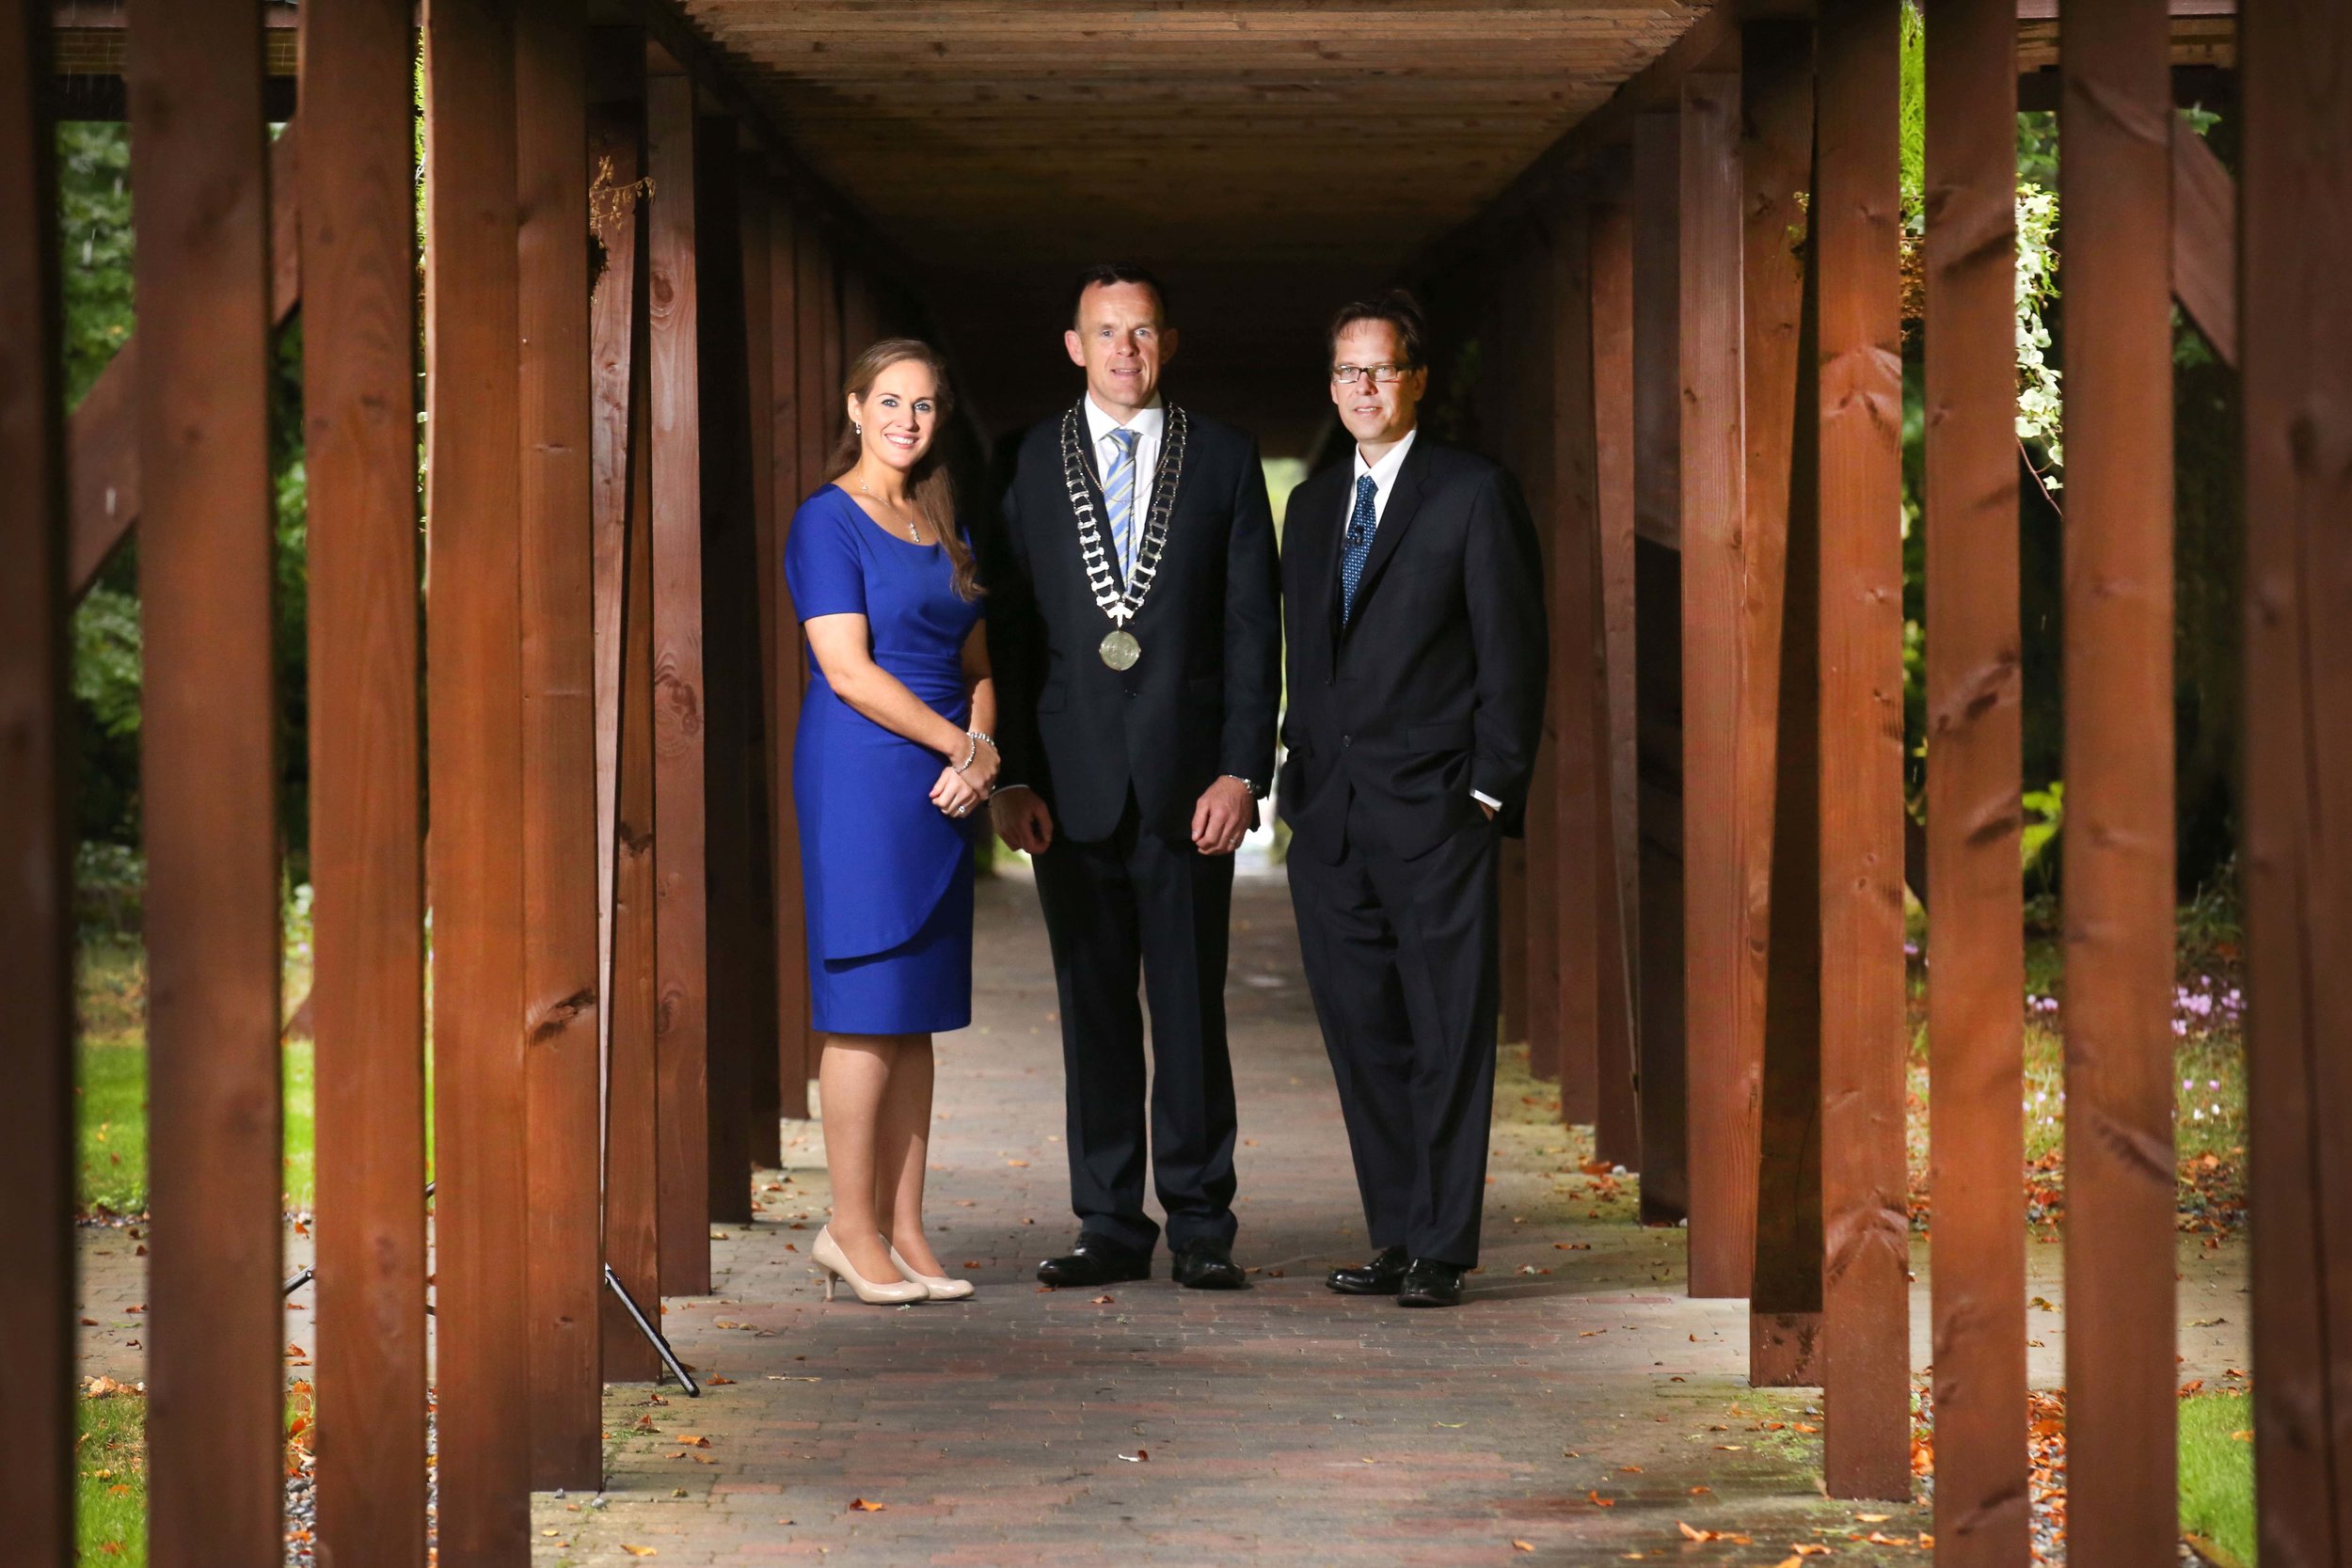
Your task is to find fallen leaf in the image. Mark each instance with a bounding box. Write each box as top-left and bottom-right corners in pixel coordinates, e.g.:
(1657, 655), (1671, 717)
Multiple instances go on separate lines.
(619, 1548), (657, 1560)
(1117, 1450), (1149, 1463)
(1587, 1490), (1615, 1507)
(1007, 1159), (1030, 1167)
(1090, 1294), (1117, 1305)
(1512, 1541), (1535, 1553)
(850, 1497), (885, 1513)
(1865, 1531), (1913, 1545)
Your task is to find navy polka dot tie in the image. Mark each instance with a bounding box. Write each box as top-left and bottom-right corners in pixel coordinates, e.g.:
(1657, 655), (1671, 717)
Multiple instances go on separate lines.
(1341, 472), (1378, 626)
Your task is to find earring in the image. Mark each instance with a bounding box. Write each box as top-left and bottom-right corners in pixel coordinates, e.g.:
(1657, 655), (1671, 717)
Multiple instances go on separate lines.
(854, 421), (863, 435)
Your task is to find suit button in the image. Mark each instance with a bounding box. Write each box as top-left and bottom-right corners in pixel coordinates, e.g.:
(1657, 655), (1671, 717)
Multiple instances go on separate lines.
(1341, 734), (1352, 750)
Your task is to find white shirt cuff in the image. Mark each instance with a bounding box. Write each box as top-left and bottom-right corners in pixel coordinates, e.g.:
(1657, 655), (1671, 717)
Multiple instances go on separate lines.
(1471, 789), (1502, 811)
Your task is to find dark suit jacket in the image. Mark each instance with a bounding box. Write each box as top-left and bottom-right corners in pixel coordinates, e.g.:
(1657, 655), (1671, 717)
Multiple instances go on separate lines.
(987, 401), (1281, 844)
(1278, 433), (1548, 863)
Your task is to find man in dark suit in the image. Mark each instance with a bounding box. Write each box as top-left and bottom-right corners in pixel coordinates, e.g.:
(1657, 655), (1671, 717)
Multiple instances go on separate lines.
(988, 263), (1281, 1291)
(1279, 291), (1547, 1307)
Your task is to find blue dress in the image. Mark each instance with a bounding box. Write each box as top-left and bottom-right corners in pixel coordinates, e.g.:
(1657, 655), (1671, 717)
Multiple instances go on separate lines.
(787, 484), (984, 1036)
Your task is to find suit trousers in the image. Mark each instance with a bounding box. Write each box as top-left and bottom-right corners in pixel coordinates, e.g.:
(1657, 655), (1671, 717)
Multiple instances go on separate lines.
(1031, 790), (1239, 1256)
(1288, 796), (1501, 1265)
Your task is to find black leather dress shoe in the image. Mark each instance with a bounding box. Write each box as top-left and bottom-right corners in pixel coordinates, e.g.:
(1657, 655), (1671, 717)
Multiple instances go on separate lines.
(1327, 1245), (1410, 1295)
(1395, 1258), (1468, 1307)
(1170, 1240), (1247, 1291)
(1036, 1238), (1152, 1289)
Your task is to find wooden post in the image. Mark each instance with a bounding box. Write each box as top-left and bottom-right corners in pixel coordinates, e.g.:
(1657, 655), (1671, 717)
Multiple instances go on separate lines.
(1588, 149), (1643, 1171)
(1741, 17), (1823, 1387)
(515, 0), (604, 1490)
(423, 0), (532, 1555)
(647, 64), (713, 1295)
(768, 195), (813, 1122)
(739, 161), (784, 1170)
(1815, 0), (1911, 1501)
(1922, 0), (2030, 1555)
(2241, 5), (2352, 1559)
(1631, 107), (1689, 1226)
(0, 6), (73, 1552)
(602, 198), (666, 1377)
(1520, 225), (1564, 1086)
(1549, 180), (1604, 1129)
(69, 127), (301, 604)
(697, 112), (762, 1229)
(2060, 0), (2177, 1556)
(298, 0), (431, 1558)
(127, 1), (286, 1560)
(1677, 69), (1757, 1298)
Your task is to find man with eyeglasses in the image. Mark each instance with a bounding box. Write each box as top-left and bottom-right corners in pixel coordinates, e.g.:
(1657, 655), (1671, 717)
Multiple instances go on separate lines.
(1277, 290), (1547, 1307)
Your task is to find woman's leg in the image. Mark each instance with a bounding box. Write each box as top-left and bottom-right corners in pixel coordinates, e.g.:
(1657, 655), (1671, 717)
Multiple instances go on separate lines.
(818, 1033), (906, 1283)
(873, 1033), (946, 1276)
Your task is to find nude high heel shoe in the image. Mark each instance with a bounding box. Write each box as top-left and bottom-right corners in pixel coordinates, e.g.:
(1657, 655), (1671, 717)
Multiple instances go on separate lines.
(888, 1243), (977, 1301)
(812, 1227), (927, 1305)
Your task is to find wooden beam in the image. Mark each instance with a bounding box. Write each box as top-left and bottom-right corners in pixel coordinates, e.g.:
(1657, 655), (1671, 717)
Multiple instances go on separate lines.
(423, 0), (533, 1555)
(296, 1), (430, 1561)
(696, 111), (760, 1229)
(2060, 0), (2179, 1557)
(1630, 106), (1688, 1225)
(1922, 0), (2031, 1556)
(126, 0), (285, 1560)
(1549, 178), (1603, 1130)
(516, 0), (605, 1491)
(768, 192), (814, 1122)
(596, 111), (666, 1374)
(1815, 0), (1911, 1502)
(68, 120), (300, 602)
(2241, 5), (2352, 1559)
(1740, 17), (1821, 1386)
(2169, 111), (2236, 368)
(1586, 147), (1642, 1171)
(739, 159), (784, 1170)
(1677, 70), (1754, 1297)
(648, 70), (713, 1296)
(0, 4), (74, 1554)
(1518, 226), (1561, 1084)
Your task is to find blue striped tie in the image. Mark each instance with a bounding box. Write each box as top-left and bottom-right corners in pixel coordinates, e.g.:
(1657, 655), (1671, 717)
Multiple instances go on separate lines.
(1104, 427), (1140, 580)
(1341, 473), (1378, 625)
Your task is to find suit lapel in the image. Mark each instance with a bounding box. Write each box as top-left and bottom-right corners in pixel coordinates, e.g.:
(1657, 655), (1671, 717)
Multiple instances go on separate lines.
(1339, 434), (1432, 638)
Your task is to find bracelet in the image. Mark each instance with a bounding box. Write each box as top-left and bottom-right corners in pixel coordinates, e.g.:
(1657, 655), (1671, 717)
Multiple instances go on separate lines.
(956, 729), (994, 774)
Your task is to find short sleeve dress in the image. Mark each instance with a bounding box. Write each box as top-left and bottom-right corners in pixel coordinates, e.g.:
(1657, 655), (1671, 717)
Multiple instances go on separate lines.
(786, 483), (985, 1036)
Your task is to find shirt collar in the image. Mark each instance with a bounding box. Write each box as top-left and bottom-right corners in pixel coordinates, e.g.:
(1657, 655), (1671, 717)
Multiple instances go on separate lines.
(1353, 425), (1419, 492)
(1085, 392), (1165, 447)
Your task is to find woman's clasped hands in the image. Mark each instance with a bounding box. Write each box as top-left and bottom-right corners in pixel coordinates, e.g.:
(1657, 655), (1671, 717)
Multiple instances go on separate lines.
(931, 730), (999, 820)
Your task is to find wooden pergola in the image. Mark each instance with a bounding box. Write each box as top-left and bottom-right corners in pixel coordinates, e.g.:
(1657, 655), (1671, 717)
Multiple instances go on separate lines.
(2, 1), (2344, 1565)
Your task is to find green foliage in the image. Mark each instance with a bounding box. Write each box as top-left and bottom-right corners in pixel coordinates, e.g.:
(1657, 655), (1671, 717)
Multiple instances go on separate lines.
(2021, 782), (2064, 896)
(1899, 2), (1925, 235)
(58, 122), (134, 408)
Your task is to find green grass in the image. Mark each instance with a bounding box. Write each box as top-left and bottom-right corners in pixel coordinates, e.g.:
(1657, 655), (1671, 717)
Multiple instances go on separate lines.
(2180, 1390), (2255, 1566)
(74, 930), (326, 1215)
(77, 1389), (148, 1562)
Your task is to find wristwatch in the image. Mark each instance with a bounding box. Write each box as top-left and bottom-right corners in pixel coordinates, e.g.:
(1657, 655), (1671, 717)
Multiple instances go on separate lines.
(1221, 773), (1267, 800)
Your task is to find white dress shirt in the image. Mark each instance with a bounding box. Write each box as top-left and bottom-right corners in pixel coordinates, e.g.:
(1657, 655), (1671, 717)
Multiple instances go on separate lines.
(1350, 426), (1499, 815)
(1086, 394), (1165, 577)
(1349, 424), (1418, 531)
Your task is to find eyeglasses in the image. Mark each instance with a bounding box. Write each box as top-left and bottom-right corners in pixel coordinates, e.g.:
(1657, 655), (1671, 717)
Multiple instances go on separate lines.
(1330, 362), (1412, 387)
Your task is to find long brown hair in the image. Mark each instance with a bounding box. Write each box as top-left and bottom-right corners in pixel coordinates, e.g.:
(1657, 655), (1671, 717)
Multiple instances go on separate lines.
(824, 338), (980, 601)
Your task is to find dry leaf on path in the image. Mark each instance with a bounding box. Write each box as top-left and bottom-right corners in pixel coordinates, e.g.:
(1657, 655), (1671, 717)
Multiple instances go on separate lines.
(850, 1497), (886, 1513)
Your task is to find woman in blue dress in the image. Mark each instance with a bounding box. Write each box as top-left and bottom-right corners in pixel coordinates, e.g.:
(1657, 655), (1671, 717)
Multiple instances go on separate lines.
(787, 339), (998, 1306)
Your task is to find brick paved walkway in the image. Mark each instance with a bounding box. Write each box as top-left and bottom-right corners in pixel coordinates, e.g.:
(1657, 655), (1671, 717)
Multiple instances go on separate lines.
(71, 860), (2252, 1564)
(539, 866), (1902, 1567)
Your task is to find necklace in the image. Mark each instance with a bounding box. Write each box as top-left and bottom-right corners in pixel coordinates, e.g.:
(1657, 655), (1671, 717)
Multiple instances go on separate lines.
(857, 472), (922, 542)
(1060, 402), (1187, 669)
